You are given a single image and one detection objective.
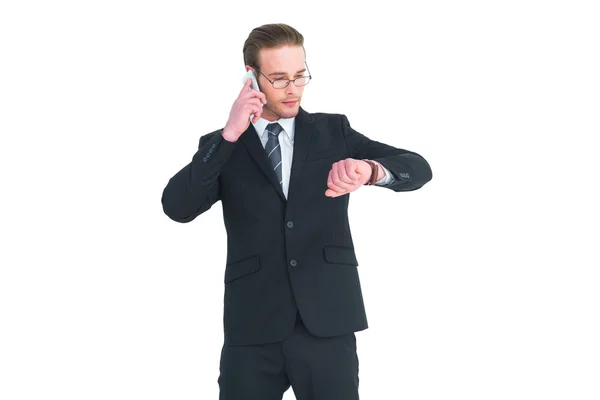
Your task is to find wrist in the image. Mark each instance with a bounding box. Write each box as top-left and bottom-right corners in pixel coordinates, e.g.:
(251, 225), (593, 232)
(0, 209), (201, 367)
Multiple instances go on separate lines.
(373, 161), (385, 181)
(221, 128), (238, 142)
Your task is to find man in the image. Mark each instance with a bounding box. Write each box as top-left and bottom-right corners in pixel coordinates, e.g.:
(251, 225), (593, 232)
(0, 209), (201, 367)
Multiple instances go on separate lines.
(162, 23), (432, 400)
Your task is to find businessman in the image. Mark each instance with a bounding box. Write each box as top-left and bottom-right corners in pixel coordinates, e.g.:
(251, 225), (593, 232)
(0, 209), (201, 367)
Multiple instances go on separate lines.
(161, 23), (432, 400)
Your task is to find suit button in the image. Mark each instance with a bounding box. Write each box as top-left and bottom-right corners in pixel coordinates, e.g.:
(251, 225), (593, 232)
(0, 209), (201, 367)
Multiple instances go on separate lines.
(290, 260), (297, 267)
(286, 221), (294, 228)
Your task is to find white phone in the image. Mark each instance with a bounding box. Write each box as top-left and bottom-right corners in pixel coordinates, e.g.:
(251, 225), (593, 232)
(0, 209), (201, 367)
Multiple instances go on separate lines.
(242, 69), (260, 92)
(242, 69), (262, 121)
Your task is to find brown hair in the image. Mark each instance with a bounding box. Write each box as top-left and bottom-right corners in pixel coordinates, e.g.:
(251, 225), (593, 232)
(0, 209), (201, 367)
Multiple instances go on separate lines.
(243, 23), (305, 69)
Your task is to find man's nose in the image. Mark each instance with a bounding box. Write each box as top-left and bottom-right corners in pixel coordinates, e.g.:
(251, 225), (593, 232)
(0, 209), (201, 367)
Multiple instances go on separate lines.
(285, 82), (298, 96)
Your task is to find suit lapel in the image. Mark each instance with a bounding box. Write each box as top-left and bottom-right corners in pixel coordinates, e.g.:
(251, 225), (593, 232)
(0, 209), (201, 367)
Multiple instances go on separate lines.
(239, 123), (286, 201)
(239, 107), (315, 203)
(288, 107), (314, 200)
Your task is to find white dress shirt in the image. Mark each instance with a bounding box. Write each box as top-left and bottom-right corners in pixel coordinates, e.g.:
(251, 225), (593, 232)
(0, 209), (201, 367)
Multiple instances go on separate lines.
(251, 117), (393, 199)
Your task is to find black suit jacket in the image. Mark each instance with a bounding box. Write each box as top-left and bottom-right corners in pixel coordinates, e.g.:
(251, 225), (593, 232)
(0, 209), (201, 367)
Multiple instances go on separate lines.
(162, 107), (432, 346)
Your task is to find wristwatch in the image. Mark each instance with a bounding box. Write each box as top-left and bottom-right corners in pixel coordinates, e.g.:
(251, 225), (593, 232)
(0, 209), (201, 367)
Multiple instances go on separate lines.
(363, 159), (379, 186)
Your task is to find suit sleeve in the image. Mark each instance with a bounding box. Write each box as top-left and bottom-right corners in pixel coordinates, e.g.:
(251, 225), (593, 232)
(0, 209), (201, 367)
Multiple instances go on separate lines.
(341, 114), (433, 192)
(374, 164), (394, 186)
(161, 130), (237, 223)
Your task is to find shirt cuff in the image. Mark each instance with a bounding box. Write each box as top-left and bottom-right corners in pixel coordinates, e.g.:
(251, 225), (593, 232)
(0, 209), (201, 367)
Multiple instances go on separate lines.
(375, 164), (394, 186)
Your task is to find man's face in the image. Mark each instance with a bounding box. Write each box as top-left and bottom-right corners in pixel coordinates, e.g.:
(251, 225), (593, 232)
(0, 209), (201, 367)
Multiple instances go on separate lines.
(249, 46), (306, 121)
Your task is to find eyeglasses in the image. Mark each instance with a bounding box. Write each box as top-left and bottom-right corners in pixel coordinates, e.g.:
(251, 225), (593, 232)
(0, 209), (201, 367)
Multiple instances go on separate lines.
(251, 63), (312, 89)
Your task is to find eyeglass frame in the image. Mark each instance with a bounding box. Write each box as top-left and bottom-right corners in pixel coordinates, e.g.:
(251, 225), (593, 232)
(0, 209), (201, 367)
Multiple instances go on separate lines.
(250, 63), (312, 89)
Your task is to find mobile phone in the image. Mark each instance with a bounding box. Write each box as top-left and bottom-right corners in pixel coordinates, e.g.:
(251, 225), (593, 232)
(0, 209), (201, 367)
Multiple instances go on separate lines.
(242, 69), (260, 92)
(242, 69), (262, 121)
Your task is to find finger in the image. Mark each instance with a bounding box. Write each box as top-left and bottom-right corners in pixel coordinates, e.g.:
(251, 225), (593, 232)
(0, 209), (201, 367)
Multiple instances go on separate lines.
(327, 170), (346, 193)
(345, 160), (361, 181)
(331, 163), (355, 190)
(325, 188), (340, 197)
(338, 161), (357, 184)
(247, 104), (261, 116)
(240, 89), (264, 107)
(246, 89), (267, 105)
(330, 164), (350, 189)
(252, 106), (263, 122)
(330, 175), (358, 194)
(257, 91), (267, 105)
(247, 97), (263, 108)
(239, 78), (252, 96)
(243, 105), (260, 123)
(326, 185), (344, 197)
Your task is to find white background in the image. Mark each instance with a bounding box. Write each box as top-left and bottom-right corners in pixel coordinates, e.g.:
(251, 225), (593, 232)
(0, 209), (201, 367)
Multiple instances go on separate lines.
(1, 1), (599, 399)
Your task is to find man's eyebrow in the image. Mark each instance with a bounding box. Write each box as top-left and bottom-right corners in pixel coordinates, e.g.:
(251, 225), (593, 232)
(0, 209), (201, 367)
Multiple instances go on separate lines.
(267, 69), (306, 77)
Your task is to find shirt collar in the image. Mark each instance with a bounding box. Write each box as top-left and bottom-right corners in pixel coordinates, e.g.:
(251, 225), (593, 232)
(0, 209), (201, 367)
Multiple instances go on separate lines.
(252, 116), (295, 143)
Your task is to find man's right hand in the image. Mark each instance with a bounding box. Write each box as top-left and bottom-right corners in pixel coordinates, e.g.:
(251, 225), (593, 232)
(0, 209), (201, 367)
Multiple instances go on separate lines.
(222, 78), (267, 142)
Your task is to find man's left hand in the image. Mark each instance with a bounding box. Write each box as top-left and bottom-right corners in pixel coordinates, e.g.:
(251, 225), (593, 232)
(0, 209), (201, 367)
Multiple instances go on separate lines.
(325, 158), (373, 198)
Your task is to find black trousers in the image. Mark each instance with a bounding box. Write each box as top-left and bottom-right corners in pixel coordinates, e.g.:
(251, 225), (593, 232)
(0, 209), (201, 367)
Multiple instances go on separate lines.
(218, 312), (360, 400)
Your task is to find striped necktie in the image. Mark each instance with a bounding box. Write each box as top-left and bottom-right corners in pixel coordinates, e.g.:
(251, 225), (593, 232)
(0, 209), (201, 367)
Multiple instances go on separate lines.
(265, 122), (283, 186)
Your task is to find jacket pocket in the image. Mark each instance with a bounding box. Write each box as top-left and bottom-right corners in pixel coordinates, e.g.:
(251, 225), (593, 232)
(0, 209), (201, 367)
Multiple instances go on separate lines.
(224, 254), (260, 283)
(323, 246), (359, 266)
